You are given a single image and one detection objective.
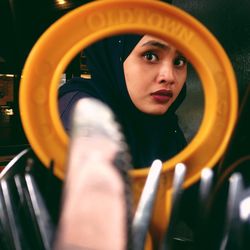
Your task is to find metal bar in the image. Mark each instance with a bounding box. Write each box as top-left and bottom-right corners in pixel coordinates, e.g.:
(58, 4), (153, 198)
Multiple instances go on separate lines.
(132, 159), (162, 250)
(161, 163), (186, 250)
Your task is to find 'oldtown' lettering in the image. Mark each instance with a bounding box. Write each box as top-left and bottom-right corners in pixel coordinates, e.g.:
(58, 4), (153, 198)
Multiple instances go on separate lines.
(86, 8), (194, 42)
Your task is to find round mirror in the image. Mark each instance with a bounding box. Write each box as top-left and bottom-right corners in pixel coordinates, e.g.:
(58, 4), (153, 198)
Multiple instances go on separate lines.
(19, 0), (237, 184)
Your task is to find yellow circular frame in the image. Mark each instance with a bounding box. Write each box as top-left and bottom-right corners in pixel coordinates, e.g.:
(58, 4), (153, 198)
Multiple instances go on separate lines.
(20, 0), (237, 206)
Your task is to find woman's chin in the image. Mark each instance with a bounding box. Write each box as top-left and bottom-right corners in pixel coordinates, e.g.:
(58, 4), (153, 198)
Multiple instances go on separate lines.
(143, 108), (169, 116)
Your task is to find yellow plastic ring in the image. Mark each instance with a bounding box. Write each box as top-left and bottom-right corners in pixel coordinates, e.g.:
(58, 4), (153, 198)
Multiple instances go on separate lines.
(20, 0), (237, 190)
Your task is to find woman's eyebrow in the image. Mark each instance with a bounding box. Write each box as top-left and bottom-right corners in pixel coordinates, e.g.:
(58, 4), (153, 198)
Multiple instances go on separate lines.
(141, 40), (168, 49)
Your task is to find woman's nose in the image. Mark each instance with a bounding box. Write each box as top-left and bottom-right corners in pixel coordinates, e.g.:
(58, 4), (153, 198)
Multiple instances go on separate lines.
(156, 64), (175, 85)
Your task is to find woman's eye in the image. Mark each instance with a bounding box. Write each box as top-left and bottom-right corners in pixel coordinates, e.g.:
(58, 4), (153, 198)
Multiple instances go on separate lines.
(174, 56), (187, 68)
(143, 52), (158, 62)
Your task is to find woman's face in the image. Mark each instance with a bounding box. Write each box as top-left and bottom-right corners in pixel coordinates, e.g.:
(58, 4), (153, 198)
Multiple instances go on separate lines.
(123, 35), (187, 115)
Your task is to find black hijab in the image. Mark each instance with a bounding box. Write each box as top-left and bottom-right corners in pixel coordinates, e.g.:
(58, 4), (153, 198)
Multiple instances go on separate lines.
(59, 34), (187, 169)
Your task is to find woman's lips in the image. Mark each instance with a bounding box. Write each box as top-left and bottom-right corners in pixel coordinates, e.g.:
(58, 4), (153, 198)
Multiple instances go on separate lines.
(151, 89), (173, 103)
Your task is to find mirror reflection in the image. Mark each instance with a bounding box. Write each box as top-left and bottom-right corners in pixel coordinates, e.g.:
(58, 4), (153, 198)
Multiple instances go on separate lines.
(58, 34), (204, 169)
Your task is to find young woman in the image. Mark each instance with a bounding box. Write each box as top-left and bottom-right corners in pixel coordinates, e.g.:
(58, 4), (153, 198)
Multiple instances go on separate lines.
(58, 34), (188, 169)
